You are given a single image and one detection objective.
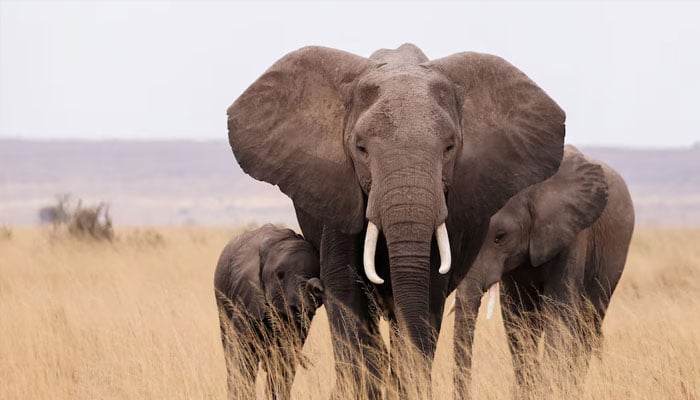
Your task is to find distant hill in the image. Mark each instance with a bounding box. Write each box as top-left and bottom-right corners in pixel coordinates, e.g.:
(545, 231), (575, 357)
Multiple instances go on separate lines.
(1, 140), (698, 226)
(581, 146), (700, 226)
(0, 140), (293, 226)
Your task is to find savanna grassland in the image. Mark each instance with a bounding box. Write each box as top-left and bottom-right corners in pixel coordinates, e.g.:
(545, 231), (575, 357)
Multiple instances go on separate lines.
(0, 226), (698, 399)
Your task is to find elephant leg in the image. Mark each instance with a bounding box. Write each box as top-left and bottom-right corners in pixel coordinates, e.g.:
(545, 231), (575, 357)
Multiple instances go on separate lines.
(582, 303), (605, 363)
(263, 342), (296, 400)
(568, 290), (606, 367)
(217, 296), (258, 400)
(221, 332), (259, 400)
(453, 279), (482, 400)
(586, 292), (609, 362)
(320, 226), (386, 400)
(500, 278), (543, 394)
(387, 320), (402, 400)
(263, 312), (314, 400)
(583, 273), (620, 361)
(542, 285), (593, 392)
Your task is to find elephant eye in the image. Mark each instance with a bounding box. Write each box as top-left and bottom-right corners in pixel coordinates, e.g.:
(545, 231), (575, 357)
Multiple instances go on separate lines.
(443, 143), (455, 158)
(494, 232), (506, 244)
(277, 270), (285, 280)
(356, 142), (368, 157)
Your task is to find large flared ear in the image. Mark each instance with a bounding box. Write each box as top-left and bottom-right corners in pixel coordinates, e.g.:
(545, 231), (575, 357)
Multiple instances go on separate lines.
(427, 52), (566, 228)
(227, 47), (374, 234)
(528, 146), (609, 266)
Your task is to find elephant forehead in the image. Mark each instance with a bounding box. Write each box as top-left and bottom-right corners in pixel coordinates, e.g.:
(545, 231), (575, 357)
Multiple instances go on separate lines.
(363, 64), (450, 93)
(358, 97), (458, 142)
(355, 68), (458, 136)
(492, 197), (529, 227)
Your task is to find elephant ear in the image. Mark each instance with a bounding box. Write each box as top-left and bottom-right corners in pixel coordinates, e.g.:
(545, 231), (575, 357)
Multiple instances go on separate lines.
(528, 146), (609, 266)
(427, 52), (566, 228)
(227, 47), (374, 234)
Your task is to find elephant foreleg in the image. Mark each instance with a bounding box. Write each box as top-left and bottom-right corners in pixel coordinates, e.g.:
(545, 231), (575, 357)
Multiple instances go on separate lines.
(500, 278), (544, 395)
(541, 253), (601, 391)
(220, 329), (259, 399)
(320, 227), (386, 400)
(387, 320), (402, 400)
(263, 342), (297, 400)
(453, 279), (482, 400)
(217, 296), (259, 400)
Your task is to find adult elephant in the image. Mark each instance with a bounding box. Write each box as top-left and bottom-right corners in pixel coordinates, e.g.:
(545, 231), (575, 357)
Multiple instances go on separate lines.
(452, 146), (634, 398)
(227, 43), (565, 398)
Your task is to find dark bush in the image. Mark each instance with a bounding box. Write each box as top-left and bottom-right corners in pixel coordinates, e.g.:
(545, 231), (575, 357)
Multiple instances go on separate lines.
(39, 195), (114, 241)
(68, 202), (114, 241)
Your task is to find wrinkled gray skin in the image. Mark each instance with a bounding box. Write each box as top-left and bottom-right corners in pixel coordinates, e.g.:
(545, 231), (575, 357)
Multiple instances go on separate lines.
(227, 43), (566, 397)
(214, 225), (323, 400)
(453, 146), (635, 398)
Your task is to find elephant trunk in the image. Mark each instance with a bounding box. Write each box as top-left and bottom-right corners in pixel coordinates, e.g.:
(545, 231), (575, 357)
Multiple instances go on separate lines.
(384, 215), (435, 356)
(368, 157), (448, 359)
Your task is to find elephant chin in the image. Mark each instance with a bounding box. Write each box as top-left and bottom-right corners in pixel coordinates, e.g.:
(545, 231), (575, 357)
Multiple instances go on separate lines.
(362, 221), (452, 285)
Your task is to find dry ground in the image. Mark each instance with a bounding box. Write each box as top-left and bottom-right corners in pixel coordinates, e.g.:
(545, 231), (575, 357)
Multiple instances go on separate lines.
(0, 226), (698, 399)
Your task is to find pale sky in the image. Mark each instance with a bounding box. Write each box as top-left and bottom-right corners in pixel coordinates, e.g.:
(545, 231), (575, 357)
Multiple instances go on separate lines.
(1, 0), (698, 147)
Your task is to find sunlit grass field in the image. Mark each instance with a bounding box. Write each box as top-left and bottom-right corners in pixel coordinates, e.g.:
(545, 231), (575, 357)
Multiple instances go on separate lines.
(0, 226), (698, 399)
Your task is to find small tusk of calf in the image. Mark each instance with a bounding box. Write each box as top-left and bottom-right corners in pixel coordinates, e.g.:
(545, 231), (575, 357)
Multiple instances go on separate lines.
(485, 282), (500, 320)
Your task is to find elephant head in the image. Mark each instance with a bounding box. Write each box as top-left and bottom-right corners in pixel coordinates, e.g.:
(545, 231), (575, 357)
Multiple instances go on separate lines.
(228, 44), (565, 354)
(468, 145), (609, 293)
(259, 232), (323, 324)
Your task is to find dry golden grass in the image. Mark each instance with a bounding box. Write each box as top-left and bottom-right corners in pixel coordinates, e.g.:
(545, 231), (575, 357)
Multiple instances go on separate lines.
(0, 226), (698, 399)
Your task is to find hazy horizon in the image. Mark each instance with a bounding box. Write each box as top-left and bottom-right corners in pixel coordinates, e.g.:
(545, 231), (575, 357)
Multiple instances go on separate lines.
(1, 137), (699, 151)
(1, 1), (699, 148)
(2, 140), (698, 227)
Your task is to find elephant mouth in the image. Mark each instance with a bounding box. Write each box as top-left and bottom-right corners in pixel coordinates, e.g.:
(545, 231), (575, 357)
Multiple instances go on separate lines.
(362, 220), (452, 285)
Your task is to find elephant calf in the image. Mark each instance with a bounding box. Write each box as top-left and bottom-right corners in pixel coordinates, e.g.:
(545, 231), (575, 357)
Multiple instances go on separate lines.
(453, 145), (635, 395)
(214, 224), (323, 400)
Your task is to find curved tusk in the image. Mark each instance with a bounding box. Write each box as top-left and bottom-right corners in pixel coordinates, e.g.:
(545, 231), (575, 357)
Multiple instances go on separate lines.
(436, 223), (451, 274)
(485, 282), (499, 320)
(363, 221), (384, 284)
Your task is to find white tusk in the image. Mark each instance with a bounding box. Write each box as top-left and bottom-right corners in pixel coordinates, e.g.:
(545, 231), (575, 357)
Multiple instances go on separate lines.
(485, 282), (499, 320)
(436, 223), (451, 274)
(363, 221), (384, 284)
